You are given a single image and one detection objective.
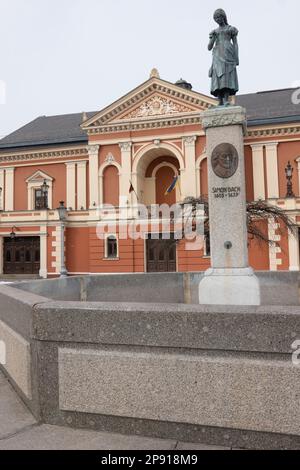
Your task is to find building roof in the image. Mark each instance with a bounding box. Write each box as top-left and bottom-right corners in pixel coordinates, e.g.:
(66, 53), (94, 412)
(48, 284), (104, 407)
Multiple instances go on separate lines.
(0, 112), (96, 150)
(0, 86), (299, 150)
(236, 88), (300, 125)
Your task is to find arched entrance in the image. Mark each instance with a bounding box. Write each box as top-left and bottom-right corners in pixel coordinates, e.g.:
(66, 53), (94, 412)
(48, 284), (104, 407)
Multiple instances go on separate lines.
(132, 143), (184, 205)
(132, 143), (185, 273)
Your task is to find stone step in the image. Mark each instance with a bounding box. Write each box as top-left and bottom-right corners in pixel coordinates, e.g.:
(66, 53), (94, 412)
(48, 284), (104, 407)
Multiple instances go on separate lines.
(0, 274), (40, 280)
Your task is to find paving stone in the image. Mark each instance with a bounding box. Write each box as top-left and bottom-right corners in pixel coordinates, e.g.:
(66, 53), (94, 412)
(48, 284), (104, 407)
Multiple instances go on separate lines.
(0, 377), (36, 439)
(177, 442), (230, 450)
(0, 424), (177, 450)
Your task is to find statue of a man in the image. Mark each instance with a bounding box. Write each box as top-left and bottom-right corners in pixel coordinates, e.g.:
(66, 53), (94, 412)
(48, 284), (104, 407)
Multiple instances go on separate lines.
(208, 9), (239, 106)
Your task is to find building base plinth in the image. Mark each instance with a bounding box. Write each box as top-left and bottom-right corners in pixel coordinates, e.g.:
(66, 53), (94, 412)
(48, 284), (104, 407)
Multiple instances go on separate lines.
(199, 268), (261, 306)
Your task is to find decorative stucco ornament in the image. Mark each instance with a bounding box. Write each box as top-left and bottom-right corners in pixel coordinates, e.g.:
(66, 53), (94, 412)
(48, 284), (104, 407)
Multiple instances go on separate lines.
(125, 95), (192, 119)
(150, 68), (160, 79)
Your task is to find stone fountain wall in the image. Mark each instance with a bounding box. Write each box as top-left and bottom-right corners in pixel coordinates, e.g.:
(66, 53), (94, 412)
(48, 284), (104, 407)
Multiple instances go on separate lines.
(0, 276), (300, 449)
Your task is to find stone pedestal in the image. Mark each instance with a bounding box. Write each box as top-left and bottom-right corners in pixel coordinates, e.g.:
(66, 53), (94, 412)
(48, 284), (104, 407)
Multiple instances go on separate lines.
(199, 106), (260, 306)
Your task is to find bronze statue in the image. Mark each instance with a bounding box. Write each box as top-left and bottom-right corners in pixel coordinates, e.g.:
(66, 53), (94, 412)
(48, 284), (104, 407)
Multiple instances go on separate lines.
(208, 9), (239, 106)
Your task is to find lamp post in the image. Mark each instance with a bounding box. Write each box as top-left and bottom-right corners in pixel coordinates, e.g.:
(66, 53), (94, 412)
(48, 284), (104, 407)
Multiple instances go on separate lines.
(0, 187), (2, 211)
(285, 161), (295, 198)
(41, 179), (49, 209)
(10, 226), (18, 240)
(57, 201), (68, 277)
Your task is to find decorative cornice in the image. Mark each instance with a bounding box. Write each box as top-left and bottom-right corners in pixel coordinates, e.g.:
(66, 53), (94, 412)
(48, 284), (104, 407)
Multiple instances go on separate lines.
(247, 125), (300, 139)
(0, 146), (88, 164)
(87, 114), (202, 135)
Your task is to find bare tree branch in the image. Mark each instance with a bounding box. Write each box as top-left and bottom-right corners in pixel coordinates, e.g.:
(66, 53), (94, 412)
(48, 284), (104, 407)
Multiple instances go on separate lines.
(181, 196), (297, 246)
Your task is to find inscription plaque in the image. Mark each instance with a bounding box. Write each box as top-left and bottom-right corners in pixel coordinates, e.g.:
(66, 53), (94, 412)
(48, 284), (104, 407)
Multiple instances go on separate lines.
(211, 143), (239, 179)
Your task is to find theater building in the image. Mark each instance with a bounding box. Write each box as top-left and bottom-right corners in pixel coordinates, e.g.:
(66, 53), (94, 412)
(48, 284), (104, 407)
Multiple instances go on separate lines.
(0, 71), (299, 278)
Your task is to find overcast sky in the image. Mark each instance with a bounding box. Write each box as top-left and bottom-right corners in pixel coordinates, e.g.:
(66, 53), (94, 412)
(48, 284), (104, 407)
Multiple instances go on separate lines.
(0, 0), (299, 137)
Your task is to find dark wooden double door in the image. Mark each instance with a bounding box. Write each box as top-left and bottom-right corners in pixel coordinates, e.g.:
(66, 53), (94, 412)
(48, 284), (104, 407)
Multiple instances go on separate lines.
(4, 237), (40, 275)
(146, 236), (177, 273)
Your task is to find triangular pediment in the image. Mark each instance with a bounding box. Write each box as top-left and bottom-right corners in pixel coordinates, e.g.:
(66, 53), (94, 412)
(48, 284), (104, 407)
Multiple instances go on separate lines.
(117, 93), (197, 120)
(26, 170), (53, 184)
(82, 77), (216, 130)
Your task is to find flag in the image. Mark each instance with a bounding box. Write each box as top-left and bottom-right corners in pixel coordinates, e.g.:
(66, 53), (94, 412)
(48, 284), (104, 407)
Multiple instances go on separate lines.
(129, 181), (139, 201)
(165, 175), (179, 196)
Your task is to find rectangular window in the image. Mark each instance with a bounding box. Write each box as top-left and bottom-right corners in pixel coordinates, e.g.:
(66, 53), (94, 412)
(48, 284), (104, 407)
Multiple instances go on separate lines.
(106, 236), (118, 259)
(34, 189), (47, 210)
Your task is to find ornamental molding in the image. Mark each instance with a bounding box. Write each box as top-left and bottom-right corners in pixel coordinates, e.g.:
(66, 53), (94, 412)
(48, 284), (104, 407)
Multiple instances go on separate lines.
(247, 126), (300, 139)
(25, 169), (54, 184)
(0, 146), (88, 164)
(105, 153), (115, 164)
(202, 110), (246, 132)
(119, 142), (132, 152)
(87, 115), (202, 135)
(183, 135), (197, 145)
(121, 95), (194, 119)
(81, 79), (214, 130)
(87, 144), (100, 156)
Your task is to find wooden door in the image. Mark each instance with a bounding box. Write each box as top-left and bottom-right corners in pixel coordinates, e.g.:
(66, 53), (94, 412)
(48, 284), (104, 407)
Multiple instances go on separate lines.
(146, 237), (176, 273)
(3, 237), (40, 275)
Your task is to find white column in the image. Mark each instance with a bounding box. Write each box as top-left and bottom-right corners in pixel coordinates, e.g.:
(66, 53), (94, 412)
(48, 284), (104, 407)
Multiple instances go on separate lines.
(251, 144), (265, 200)
(88, 145), (100, 208)
(77, 161), (87, 210)
(265, 143), (279, 199)
(39, 230), (48, 279)
(288, 222), (300, 271)
(0, 169), (4, 210)
(196, 168), (201, 197)
(4, 167), (15, 211)
(65, 162), (76, 210)
(119, 142), (132, 205)
(182, 136), (197, 199)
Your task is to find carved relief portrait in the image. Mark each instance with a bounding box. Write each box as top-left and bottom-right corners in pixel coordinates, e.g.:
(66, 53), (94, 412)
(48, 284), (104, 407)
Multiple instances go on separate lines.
(211, 143), (239, 179)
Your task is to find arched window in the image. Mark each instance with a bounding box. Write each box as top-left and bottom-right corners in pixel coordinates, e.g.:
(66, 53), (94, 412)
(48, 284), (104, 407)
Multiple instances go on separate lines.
(106, 235), (118, 259)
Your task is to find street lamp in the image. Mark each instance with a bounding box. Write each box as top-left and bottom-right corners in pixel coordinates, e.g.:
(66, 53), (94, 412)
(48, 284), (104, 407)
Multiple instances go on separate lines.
(41, 179), (49, 209)
(10, 226), (18, 240)
(285, 161), (295, 198)
(57, 201), (68, 277)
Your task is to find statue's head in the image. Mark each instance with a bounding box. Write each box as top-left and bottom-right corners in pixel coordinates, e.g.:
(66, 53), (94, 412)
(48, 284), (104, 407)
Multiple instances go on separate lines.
(213, 9), (228, 26)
